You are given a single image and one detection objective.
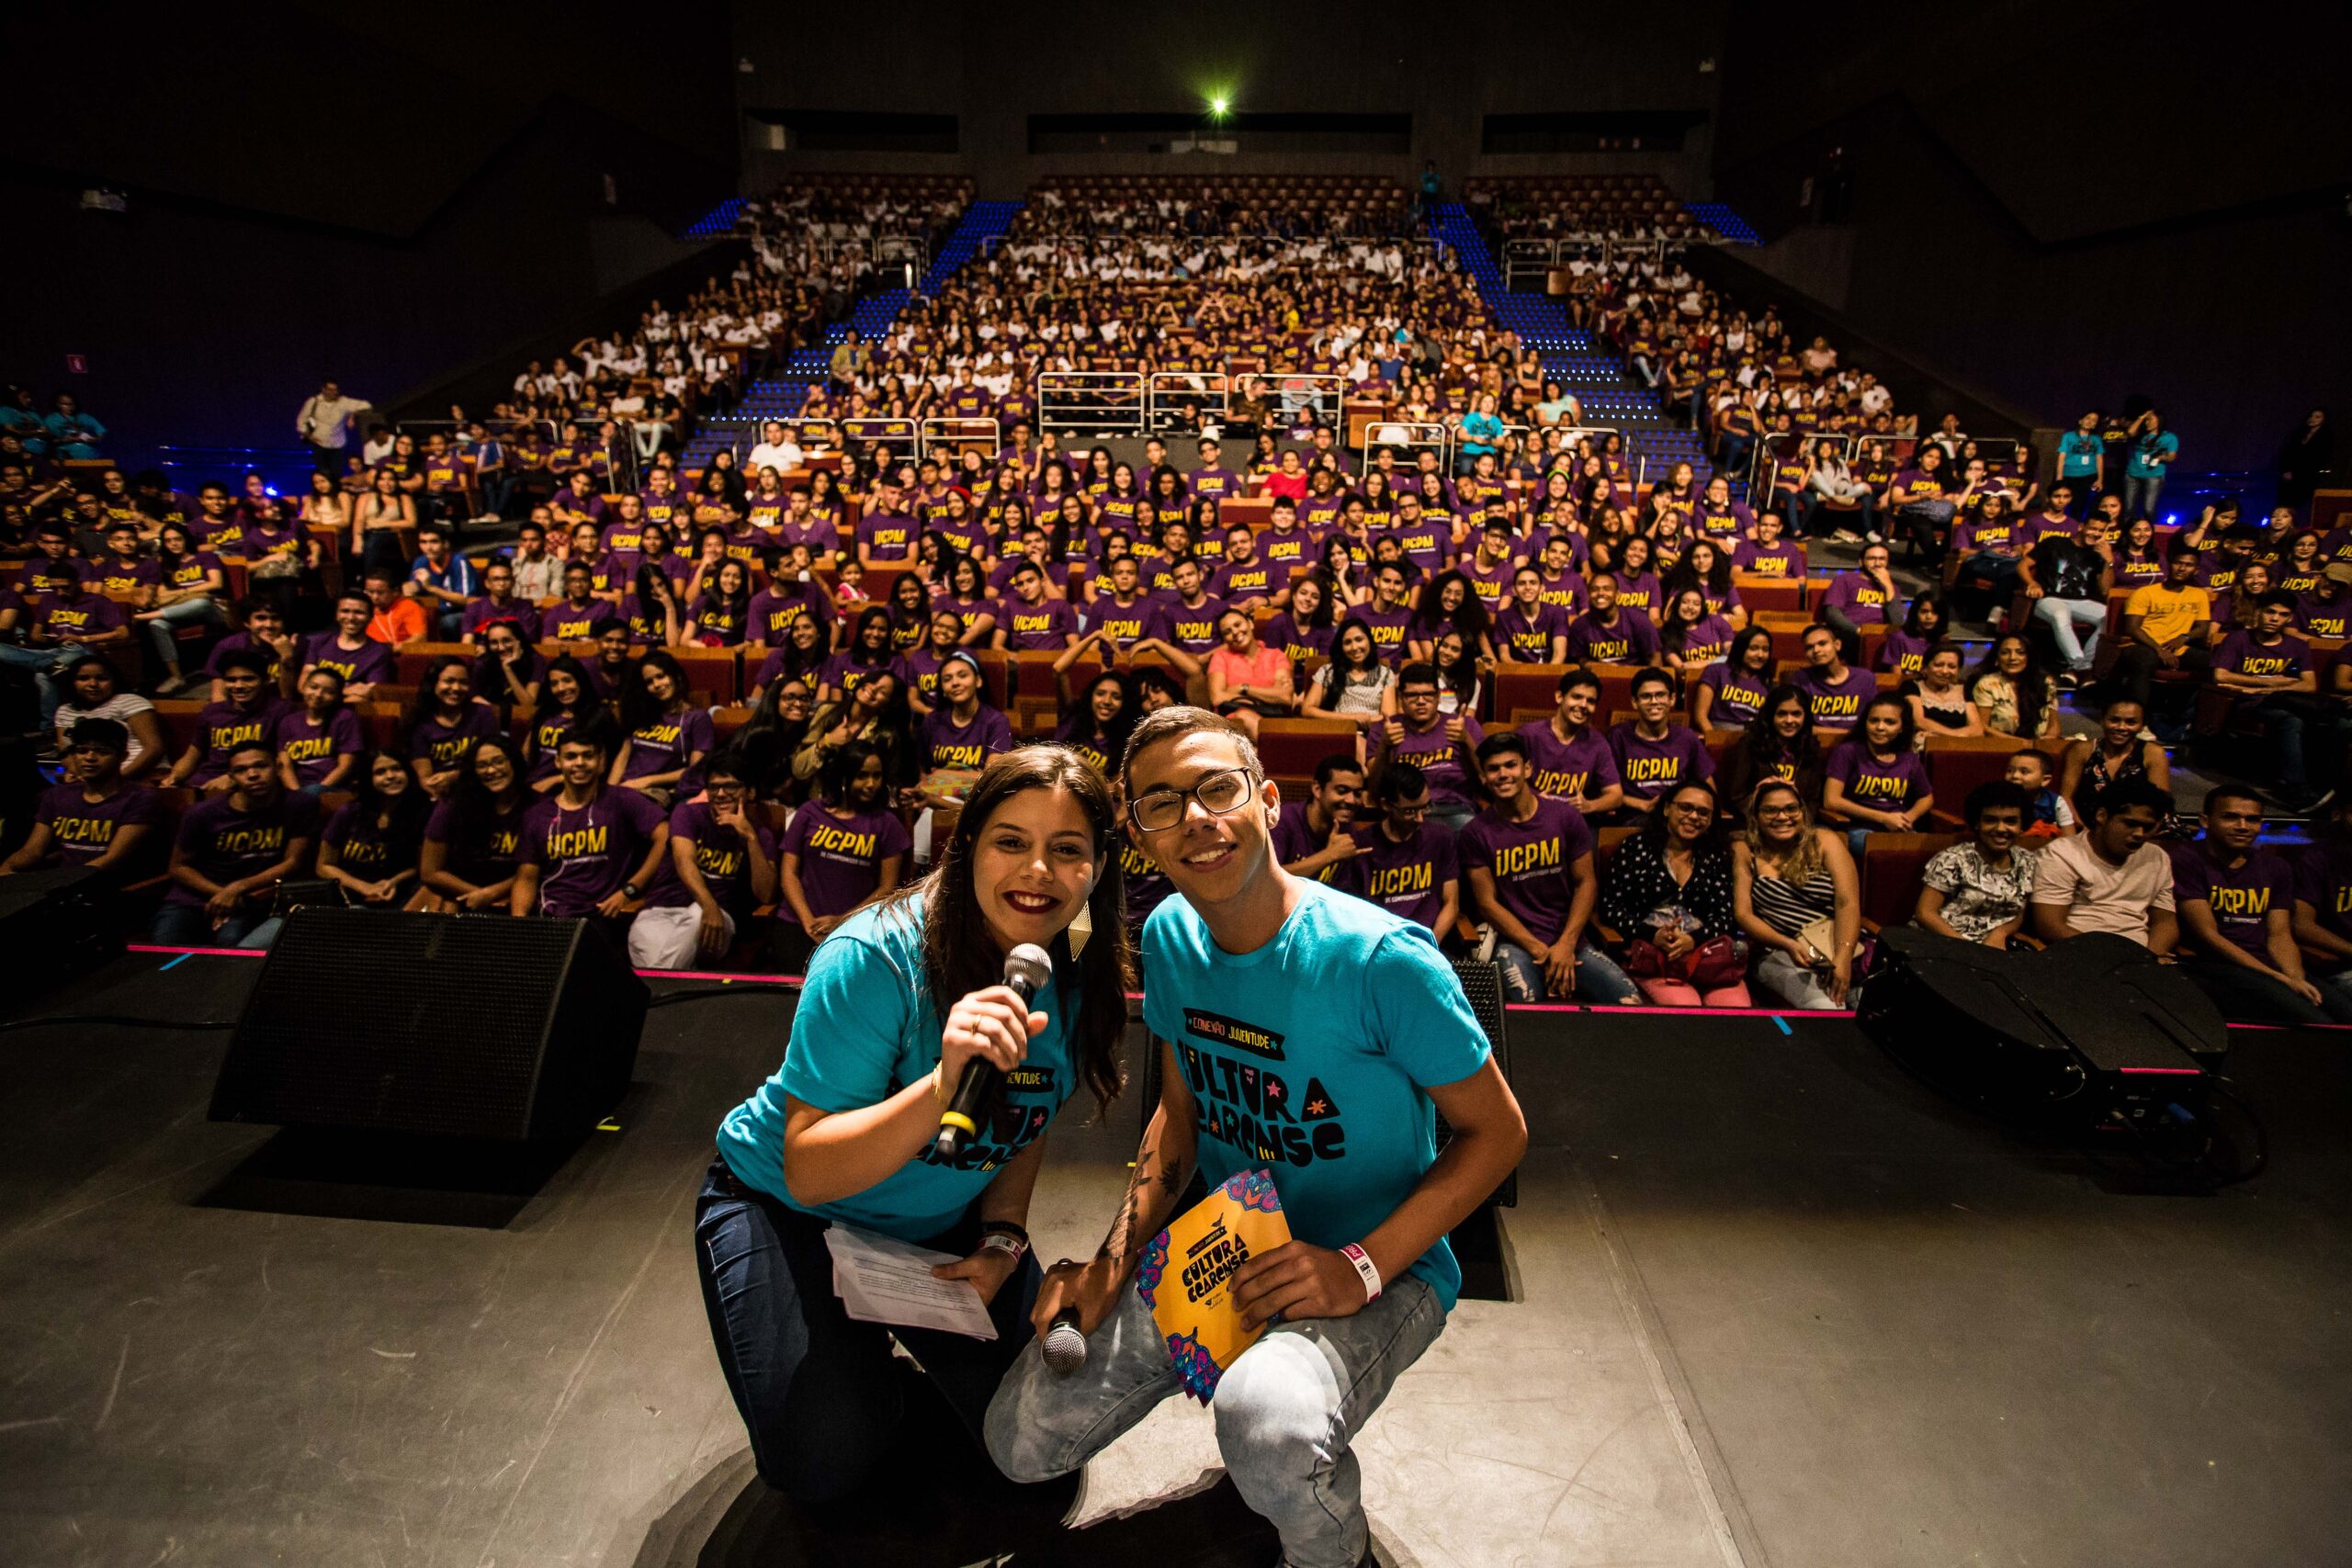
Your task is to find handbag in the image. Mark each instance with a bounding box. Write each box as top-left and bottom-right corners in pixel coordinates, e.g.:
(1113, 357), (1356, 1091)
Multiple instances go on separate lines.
(1624, 932), (1745, 989)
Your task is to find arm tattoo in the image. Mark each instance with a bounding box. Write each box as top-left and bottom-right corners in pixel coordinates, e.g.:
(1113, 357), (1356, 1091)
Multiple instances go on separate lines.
(1099, 1138), (1157, 1262)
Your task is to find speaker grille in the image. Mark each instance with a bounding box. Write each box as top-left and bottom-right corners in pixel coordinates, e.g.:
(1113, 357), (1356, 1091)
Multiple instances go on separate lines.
(215, 910), (641, 1140)
(1445, 958), (1515, 1208)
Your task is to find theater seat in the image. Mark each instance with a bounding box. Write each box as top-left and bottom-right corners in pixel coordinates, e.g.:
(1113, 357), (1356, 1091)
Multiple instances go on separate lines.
(1256, 717), (1359, 780)
(1858, 832), (1961, 931)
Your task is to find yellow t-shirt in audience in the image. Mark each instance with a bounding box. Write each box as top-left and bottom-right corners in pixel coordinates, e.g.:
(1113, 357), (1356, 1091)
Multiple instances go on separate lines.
(2122, 581), (2210, 645)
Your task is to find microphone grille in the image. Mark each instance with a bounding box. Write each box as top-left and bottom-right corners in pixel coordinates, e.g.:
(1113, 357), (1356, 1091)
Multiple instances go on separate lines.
(1042, 1320), (1088, 1376)
(1005, 942), (1055, 993)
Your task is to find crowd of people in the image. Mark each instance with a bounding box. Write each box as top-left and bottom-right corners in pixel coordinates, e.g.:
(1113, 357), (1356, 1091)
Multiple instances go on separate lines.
(3, 168), (2344, 1031)
(4, 396), (2349, 1026)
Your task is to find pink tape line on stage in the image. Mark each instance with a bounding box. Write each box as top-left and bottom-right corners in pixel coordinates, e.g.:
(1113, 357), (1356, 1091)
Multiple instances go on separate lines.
(122, 947), (2352, 1029)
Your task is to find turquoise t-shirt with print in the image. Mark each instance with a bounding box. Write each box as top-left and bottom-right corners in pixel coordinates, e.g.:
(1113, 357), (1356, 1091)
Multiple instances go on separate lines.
(1141, 876), (1493, 1311)
(717, 895), (1078, 1242)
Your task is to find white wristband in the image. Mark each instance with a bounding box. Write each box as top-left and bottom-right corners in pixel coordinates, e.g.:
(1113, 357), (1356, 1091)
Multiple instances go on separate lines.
(1340, 1243), (1381, 1303)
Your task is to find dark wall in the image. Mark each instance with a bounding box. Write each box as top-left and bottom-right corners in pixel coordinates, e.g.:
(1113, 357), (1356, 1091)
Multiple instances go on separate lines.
(0, 5), (733, 472)
(1713, 0), (2352, 474)
(1, 115), (723, 471)
(732, 0), (1727, 197)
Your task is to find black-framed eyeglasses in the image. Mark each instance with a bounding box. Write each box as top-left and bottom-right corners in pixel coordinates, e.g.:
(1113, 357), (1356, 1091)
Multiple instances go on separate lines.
(1128, 766), (1260, 833)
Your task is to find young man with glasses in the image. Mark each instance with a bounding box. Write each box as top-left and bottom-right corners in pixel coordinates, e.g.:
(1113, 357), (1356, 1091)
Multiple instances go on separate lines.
(1374, 662), (1484, 832)
(989, 707), (1526, 1568)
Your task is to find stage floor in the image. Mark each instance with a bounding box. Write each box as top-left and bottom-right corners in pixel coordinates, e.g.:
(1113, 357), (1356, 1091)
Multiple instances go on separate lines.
(1, 953), (2347, 1567)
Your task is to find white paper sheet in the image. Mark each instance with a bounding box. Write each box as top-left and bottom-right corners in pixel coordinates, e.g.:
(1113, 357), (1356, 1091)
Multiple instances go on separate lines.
(824, 1224), (998, 1339)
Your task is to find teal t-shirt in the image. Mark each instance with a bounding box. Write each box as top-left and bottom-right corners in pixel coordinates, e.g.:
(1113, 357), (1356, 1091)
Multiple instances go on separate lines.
(2126, 430), (2177, 478)
(2056, 431), (2102, 478)
(1141, 877), (1492, 1311)
(716, 895), (1078, 1242)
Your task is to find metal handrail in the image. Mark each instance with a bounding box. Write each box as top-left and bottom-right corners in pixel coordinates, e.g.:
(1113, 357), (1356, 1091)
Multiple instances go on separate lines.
(1147, 371), (1229, 432)
(919, 417), (1002, 461)
(1036, 372), (1148, 436)
(1357, 420), (1452, 475)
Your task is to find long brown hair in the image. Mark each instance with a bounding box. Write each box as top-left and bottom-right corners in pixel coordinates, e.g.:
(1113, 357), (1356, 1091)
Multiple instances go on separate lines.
(874, 745), (1134, 1113)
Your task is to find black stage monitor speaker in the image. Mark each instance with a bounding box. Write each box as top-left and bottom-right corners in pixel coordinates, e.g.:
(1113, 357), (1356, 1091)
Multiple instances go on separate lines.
(211, 909), (649, 1141)
(0, 863), (118, 997)
(1859, 928), (2227, 1119)
(1446, 957), (1516, 1208)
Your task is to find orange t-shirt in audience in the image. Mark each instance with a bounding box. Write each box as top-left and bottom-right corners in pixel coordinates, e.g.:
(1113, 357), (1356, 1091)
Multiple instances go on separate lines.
(368, 599), (428, 645)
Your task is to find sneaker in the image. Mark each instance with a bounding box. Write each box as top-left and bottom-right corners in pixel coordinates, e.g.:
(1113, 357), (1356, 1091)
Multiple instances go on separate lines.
(2056, 671), (2080, 691)
(1864, 530), (1883, 545)
(154, 673), (188, 696)
(2302, 786), (2338, 813)
(1830, 529), (1862, 545)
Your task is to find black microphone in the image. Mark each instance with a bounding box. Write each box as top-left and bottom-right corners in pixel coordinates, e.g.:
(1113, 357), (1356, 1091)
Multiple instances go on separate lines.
(1043, 1306), (1088, 1375)
(933, 942), (1054, 1162)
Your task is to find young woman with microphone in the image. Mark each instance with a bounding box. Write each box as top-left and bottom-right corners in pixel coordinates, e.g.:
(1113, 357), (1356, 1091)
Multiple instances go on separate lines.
(696, 746), (1134, 1506)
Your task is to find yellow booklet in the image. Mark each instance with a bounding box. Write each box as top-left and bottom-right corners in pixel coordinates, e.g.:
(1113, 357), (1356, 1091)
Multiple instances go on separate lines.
(1133, 1169), (1292, 1403)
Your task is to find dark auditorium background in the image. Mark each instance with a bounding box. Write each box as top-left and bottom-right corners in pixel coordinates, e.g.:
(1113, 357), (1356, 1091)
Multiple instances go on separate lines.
(6, 0), (2345, 472)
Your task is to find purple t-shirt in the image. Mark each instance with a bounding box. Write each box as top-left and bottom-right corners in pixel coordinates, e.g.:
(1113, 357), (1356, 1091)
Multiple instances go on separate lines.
(407, 704), (503, 772)
(1258, 526), (1321, 571)
(1211, 558), (1280, 604)
(1608, 722), (1715, 802)
(2293, 843), (2352, 944)
(1340, 819), (1460, 932)
(646, 800), (778, 915)
(1083, 595), (1166, 652)
(2299, 592), (2350, 640)
(1155, 595), (1227, 656)
(1117, 835), (1172, 931)
(1817, 572), (1901, 626)
(1826, 743), (1929, 813)
(2211, 631), (2310, 679)
(1357, 604), (1416, 664)
(1263, 613), (1333, 667)
(1494, 603), (1570, 662)
(1566, 608), (1659, 665)
(1700, 662), (1771, 729)
(1385, 715), (1485, 808)
(1457, 794), (1597, 947)
(1875, 628), (1932, 680)
(191, 696), (294, 785)
(461, 597), (542, 641)
(779, 804), (910, 925)
(164, 790), (322, 907)
(997, 595), (1080, 650)
(300, 631), (395, 688)
(1670, 614), (1737, 665)
(919, 704), (1014, 772)
(543, 599), (620, 642)
(323, 801), (425, 878)
(275, 707), (364, 786)
(1269, 807), (1351, 882)
(521, 785), (669, 917)
(424, 795), (528, 883)
(1610, 571), (1663, 619)
(1516, 719), (1619, 801)
(820, 650), (896, 697)
(615, 708), (715, 789)
(34, 782), (163, 865)
(854, 509), (919, 561)
(747, 583), (824, 646)
(1733, 538), (1805, 578)
(2169, 840), (2294, 953)
(1792, 663), (1880, 728)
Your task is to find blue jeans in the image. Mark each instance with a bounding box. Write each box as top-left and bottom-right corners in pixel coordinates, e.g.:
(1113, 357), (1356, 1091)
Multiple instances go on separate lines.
(144, 596), (226, 670)
(0, 643), (81, 719)
(2033, 594), (2105, 671)
(1491, 936), (1641, 1003)
(2122, 472), (2165, 522)
(988, 1273), (1444, 1568)
(693, 1158), (1040, 1504)
(150, 900), (277, 948)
